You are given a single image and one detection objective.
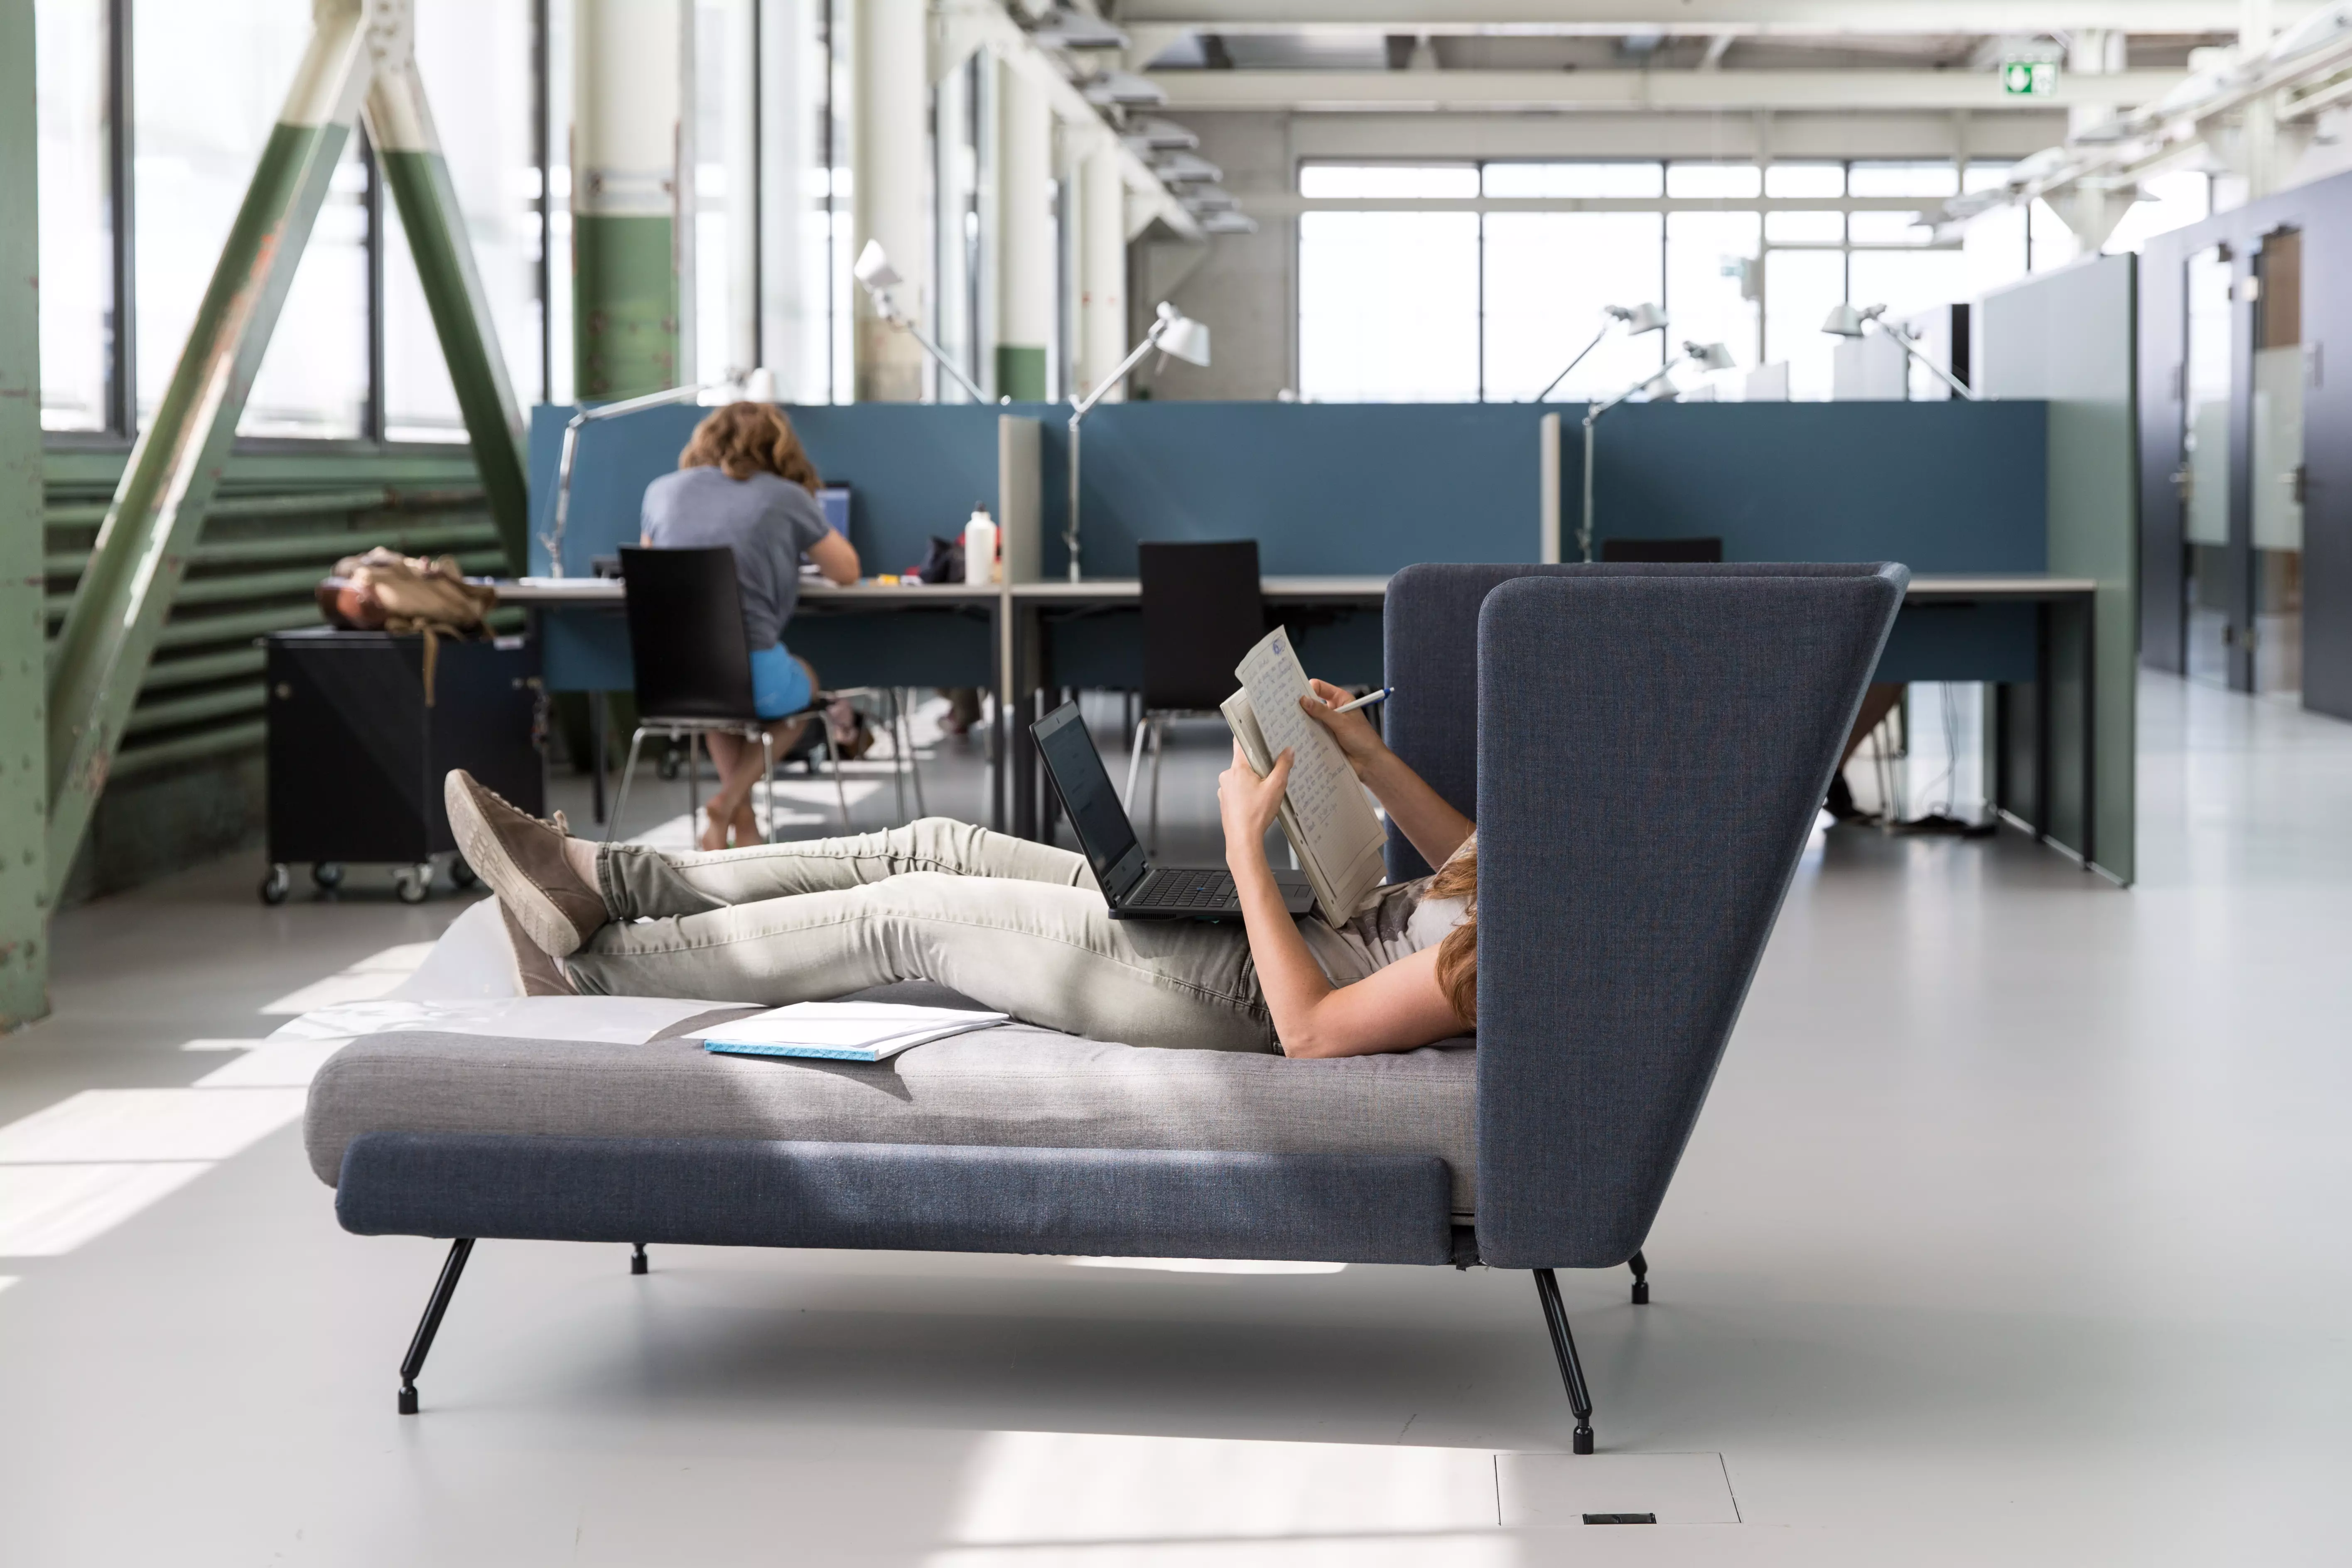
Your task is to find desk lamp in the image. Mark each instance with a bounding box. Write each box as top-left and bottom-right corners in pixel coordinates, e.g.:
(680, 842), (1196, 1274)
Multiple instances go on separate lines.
(853, 240), (993, 405)
(1532, 302), (1667, 403)
(1577, 341), (1736, 562)
(539, 368), (776, 579)
(1065, 301), (1210, 582)
(1822, 303), (1976, 400)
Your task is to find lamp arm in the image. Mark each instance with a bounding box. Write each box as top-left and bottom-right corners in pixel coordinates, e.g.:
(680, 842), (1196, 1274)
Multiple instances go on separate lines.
(540, 382), (727, 577)
(1533, 320), (1613, 404)
(864, 280), (991, 403)
(1062, 320), (1175, 583)
(1883, 325), (1978, 401)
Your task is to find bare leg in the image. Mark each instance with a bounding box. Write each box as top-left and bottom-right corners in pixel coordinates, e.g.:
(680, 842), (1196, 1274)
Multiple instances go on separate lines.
(728, 715), (811, 844)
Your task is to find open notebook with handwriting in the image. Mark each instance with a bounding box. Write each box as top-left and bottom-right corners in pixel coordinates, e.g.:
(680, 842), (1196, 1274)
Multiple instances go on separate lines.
(1220, 627), (1390, 920)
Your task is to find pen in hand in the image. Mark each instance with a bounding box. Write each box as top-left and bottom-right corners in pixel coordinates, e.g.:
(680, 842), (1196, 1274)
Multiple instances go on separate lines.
(1326, 686), (1393, 715)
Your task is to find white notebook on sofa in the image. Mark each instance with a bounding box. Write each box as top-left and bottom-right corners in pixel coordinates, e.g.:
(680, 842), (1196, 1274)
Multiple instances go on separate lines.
(1221, 626), (1389, 920)
(698, 1001), (1008, 1062)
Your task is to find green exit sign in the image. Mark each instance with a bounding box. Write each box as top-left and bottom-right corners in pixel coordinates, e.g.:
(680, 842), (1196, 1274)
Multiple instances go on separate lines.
(2002, 60), (2057, 96)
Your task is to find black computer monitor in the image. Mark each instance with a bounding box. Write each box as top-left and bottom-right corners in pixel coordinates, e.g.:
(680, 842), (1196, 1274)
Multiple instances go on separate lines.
(818, 484), (851, 538)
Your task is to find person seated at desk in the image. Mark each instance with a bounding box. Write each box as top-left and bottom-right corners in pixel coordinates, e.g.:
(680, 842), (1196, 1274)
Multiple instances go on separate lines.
(642, 401), (860, 850)
(443, 679), (1475, 1059)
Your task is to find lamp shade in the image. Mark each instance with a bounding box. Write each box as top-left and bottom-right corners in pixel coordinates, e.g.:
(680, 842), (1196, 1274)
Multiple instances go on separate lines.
(853, 240), (900, 291)
(1611, 302), (1668, 334)
(741, 367), (777, 402)
(1640, 370), (1680, 402)
(1157, 307), (1211, 367)
(1821, 302), (1885, 337)
(1685, 340), (1737, 371)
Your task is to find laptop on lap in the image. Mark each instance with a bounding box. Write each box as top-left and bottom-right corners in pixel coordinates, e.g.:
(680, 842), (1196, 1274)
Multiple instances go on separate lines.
(1031, 702), (1314, 922)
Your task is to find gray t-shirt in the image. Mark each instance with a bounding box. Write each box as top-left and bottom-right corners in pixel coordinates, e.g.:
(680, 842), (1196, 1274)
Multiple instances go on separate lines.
(640, 466), (832, 650)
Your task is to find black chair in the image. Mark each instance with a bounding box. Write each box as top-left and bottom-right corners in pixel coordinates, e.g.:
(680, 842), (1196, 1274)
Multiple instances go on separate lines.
(607, 546), (845, 844)
(1599, 537), (1723, 563)
(1125, 540), (1264, 847)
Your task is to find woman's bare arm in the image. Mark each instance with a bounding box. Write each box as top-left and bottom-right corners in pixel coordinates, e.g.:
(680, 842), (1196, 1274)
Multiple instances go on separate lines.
(1219, 742), (1468, 1058)
(807, 529), (860, 585)
(1298, 679), (1473, 870)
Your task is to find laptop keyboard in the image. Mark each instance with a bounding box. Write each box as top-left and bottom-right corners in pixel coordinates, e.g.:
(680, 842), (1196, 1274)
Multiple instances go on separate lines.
(1130, 868), (1237, 910)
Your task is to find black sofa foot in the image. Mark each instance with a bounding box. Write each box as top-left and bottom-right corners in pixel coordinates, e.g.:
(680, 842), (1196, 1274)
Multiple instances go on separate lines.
(630, 1242), (649, 1275)
(1629, 1249), (1650, 1305)
(397, 1237), (475, 1415)
(1532, 1268), (1596, 1454)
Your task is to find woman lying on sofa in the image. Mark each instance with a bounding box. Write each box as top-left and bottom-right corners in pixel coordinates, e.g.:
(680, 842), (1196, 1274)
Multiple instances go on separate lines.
(449, 682), (1476, 1060)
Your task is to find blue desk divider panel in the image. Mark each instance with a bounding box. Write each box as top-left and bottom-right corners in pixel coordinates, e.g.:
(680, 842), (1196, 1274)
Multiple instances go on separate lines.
(1572, 400), (2048, 572)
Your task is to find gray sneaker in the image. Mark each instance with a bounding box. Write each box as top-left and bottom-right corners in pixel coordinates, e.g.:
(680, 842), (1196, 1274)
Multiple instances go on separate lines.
(500, 904), (578, 995)
(444, 770), (606, 958)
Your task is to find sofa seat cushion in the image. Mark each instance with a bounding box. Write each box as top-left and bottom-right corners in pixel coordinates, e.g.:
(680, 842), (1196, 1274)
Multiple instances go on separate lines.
(305, 1019), (1480, 1217)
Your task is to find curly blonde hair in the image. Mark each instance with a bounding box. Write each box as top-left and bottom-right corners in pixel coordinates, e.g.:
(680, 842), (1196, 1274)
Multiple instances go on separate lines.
(1429, 834), (1478, 1026)
(679, 401), (822, 493)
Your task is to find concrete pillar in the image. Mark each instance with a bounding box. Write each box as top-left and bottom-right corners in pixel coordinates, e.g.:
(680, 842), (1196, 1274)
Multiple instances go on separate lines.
(1075, 143), (1127, 402)
(855, 0), (929, 401)
(0, 0), (49, 1023)
(574, 0), (683, 398)
(995, 62), (1054, 402)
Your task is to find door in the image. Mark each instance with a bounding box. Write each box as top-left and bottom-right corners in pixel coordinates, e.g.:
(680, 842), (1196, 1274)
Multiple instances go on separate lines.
(2252, 228), (2307, 696)
(2180, 244), (2235, 687)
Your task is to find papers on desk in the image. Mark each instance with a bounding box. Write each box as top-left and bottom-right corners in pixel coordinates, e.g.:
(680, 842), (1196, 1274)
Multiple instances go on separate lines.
(698, 1001), (1008, 1062)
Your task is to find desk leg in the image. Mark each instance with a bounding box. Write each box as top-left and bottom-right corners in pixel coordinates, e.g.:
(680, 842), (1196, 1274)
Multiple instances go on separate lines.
(589, 691), (608, 826)
(2034, 602), (2053, 848)
(2079, 595), (2097, 874)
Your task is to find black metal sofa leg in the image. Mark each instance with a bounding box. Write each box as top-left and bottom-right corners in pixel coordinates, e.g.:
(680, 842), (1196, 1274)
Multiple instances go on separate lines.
(631, 1242), (649, 1275)
(1532, 1269), (1596, 1455)
(397, 1238), (476, 1415)
(1629, 1249), (1650, 1305)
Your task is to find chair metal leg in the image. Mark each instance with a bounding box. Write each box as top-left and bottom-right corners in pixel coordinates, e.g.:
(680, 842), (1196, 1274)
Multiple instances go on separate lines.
(1629, 1249), (1650, 1305)
(630, 1242), (649, 1275)
(903, 691), (926, 819)
(886, 690), (908, 820)
(1123, 714), (1150, 809)
(1532, 1268), (1597, 1454)
(822, 713), (852, 830)
(605, 728), (651, 846)
(1148, 715), (1165, 852)
(758, 729), (776, 845)
(398, 1237), (476, 1415)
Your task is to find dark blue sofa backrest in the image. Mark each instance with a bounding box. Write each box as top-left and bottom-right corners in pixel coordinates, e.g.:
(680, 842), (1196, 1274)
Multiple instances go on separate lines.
(1384, 562), (1905, 1269)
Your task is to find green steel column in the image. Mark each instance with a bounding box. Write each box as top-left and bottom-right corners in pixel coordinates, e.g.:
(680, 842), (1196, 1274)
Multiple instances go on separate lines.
(364, 16), (529, 569)
(0, 0), (49, 1023)
(45, 0), (370, 899)
(573, 0), (680, 399)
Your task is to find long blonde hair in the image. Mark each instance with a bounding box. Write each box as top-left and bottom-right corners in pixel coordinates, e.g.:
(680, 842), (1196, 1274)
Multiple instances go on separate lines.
(1430, 835), (1478, 1026)
(679, 401), (822, 493)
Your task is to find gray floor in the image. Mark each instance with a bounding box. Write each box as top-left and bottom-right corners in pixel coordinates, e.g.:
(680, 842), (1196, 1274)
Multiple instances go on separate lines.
(2, 673), (2349, 1564)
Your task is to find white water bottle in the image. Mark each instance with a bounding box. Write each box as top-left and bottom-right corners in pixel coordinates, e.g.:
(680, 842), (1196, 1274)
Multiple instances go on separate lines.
(962, 508), (998, 586)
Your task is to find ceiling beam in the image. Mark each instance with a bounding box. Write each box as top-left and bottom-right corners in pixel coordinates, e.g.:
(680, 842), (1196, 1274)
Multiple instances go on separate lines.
(1117, 0), (2307, 32)
(1148, 68), (2187, 113)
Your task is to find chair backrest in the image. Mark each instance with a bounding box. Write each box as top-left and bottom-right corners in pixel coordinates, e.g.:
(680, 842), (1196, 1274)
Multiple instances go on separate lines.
(1139, 540), (1264, 711)
(1600, 536), (1723, 563)
(617, 545), (759, 723)
(1380, 560), (1892, 878)
(1467, 565), (1906, 1270)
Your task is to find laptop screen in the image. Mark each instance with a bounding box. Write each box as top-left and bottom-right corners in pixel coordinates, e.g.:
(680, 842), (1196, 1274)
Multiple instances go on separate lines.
(1031, 702), (1144, 893)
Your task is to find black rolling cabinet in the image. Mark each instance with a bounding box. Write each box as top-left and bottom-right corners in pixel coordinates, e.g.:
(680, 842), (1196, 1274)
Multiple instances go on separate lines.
(261, 630), (543, 903)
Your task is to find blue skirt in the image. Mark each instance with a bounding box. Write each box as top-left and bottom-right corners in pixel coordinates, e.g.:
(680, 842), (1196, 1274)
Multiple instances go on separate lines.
(749, 643), (814, 720)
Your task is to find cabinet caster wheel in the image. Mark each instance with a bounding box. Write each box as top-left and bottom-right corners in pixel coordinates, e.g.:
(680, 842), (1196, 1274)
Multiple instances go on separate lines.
(311, 861), (345, 891)
(259, 865), (291, 905)
(394, 866), (432, 904)
(657, 749), (683, 781)
(448, 857), (478, 890)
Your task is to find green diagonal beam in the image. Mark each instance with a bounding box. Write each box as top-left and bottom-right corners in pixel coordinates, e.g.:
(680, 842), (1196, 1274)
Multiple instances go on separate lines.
(44, 2), (371, 898)
(365, 46), (528, 569)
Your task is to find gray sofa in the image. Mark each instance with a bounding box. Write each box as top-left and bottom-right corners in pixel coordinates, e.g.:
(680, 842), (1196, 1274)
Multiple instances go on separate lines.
(307, 562), (1905, 1450)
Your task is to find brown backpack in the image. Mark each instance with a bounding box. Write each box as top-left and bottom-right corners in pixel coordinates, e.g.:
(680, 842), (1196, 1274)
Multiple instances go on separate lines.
(315, 547), (499, 703)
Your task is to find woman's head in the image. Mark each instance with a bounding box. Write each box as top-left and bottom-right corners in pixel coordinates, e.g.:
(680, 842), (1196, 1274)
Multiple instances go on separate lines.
(1430, 834), (1478, 1026)
(679, 402), (822, 493)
